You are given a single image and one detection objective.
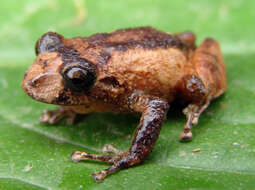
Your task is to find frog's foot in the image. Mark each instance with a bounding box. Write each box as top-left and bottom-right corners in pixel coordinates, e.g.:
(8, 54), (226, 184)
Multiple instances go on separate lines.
(40, 107), (76, 125)
(71, 145), (124, 181)
(180, 100), (210, 141)
(71, 150), (129, 182)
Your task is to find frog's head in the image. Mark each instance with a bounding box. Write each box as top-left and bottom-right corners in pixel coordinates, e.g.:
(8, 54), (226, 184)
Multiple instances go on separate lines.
(22, 32), (97, 105)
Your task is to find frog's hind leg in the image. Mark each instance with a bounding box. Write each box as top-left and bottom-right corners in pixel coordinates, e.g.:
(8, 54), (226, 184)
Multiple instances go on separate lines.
(180, 99), (210, 141)
(179, 38), (226, 141)
(177, 73), (209, 141)
(40, 106), (76, 125)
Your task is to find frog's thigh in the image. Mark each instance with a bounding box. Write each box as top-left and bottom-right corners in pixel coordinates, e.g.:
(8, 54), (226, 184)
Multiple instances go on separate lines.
(192, 38), (227, 98)
(179, 38), (226, 141)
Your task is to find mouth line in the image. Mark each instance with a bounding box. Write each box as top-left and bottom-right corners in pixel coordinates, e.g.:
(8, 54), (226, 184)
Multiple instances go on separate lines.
(22, 83), (48, 103)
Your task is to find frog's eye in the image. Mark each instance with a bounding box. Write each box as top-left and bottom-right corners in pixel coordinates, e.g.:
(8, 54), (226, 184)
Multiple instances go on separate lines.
(35, 32), (64, 55)
(61, 59), (97, 93)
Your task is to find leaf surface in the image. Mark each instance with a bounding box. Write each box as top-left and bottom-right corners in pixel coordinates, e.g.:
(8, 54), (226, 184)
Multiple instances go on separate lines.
(0, 0), (255, 189)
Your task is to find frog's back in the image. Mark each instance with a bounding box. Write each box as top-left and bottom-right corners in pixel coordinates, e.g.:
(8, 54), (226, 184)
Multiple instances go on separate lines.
(87, 26), (184, 51)
(94, 27), (188, 101)
(67, 27), (189, 101)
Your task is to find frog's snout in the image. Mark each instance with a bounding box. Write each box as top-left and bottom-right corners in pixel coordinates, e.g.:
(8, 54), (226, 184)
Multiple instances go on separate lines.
(22, 63), (64, 104)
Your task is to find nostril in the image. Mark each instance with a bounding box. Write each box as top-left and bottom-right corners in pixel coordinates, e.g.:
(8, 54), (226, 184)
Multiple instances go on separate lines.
(28, 80), (36, 87)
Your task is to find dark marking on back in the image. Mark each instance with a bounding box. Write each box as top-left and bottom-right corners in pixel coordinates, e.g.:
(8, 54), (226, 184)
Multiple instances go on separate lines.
(98, 50), (111, 65)
(85, 27), (185, 52)
(58, 46), (80, 62)
(88, 33), (110, 45)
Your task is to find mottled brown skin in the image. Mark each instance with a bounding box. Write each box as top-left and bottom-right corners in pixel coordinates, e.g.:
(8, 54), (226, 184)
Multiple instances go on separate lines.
(22, 26), (226, 181)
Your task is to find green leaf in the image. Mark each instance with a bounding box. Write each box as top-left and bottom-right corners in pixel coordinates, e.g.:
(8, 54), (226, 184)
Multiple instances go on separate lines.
(0, 0), (255, 189)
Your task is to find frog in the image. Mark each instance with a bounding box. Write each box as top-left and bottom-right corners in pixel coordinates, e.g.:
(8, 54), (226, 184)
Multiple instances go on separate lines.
(22, 26), (227, 181)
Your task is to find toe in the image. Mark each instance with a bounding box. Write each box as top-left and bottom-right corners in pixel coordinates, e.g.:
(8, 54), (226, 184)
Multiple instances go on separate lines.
(92, 171), (107, 182)
(71, 151), (83, 162)
(179, 131), (193, 142)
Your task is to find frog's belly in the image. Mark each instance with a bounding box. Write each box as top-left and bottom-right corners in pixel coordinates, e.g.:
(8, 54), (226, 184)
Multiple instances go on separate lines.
(105, 48), (187, 100)
(66, 102), (129, 114)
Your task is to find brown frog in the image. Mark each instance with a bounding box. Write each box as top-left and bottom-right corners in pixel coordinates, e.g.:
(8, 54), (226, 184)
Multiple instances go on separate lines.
(22, 26), (226, 181)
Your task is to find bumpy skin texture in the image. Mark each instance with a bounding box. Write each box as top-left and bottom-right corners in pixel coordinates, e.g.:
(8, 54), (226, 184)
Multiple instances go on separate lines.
(22, 26), (226, 181)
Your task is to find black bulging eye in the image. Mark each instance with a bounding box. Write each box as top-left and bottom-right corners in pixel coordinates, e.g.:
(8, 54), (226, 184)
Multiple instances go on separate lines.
(61, 59), (97, 93)
(35, 32), (64, 55)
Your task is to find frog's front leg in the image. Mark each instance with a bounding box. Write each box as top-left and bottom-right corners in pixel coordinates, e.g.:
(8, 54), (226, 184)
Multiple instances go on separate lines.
(40, 107), (77, 125)
(71, 96), (169, 181)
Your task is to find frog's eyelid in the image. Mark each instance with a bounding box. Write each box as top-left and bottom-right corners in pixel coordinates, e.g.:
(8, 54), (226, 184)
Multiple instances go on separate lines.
(36, 32), (64, 55)
(60, 59), (96, 75)
(60, 62), (81, 74)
